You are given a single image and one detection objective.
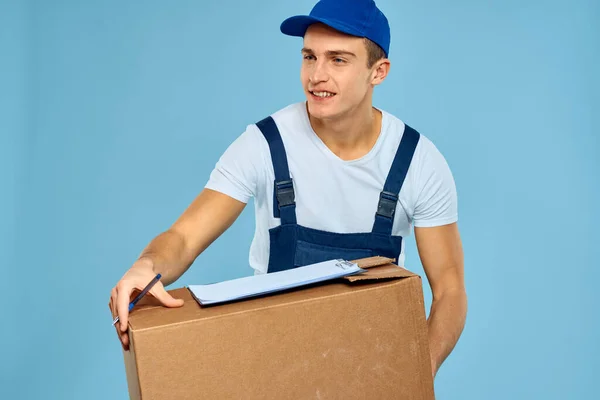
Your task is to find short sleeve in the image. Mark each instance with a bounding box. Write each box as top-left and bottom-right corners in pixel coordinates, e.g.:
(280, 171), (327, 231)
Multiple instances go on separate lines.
(411, 137), (458, 228)
(204, 125), (266, 203)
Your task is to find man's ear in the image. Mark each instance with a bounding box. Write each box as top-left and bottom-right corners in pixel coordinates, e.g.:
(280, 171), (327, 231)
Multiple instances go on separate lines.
(371, 59), (391, 86)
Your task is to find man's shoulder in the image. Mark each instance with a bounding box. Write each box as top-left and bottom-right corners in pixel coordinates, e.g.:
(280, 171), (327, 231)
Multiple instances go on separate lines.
(272, 102), (306, 124)
(381, 109), (437, 147)
(246, 102), (307, 143)
(378, 109), (446, 169)
(236, 102), (304, 140)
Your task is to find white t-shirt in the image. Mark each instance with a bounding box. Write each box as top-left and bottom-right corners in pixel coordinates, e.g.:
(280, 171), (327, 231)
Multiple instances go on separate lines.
(205, 102), (458, 274)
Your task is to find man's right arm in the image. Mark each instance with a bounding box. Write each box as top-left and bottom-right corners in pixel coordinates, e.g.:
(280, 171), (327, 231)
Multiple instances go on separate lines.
(139, 188), (247, 285)
(109, 188), (246, 350)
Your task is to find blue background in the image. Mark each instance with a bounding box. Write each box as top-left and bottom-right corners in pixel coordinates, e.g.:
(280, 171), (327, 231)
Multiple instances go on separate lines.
(1, 0), (598, 398)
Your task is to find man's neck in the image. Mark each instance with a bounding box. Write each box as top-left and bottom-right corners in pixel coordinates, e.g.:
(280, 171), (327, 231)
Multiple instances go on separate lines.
(307, 102), (382, 161)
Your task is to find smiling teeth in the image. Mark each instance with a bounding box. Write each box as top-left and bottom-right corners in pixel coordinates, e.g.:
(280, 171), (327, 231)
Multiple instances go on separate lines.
(313, 91), (335, 97)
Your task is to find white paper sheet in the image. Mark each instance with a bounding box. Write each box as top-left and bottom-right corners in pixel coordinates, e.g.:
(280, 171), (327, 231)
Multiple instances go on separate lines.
(187, 259), (364, 305)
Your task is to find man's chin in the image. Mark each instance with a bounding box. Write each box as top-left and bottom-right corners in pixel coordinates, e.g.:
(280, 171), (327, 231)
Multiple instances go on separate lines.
(306, 99), (338, 120)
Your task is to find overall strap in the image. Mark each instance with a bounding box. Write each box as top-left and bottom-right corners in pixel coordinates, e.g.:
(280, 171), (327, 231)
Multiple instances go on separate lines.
(255, 116), (297, 225)
(372, 124), (420, 235)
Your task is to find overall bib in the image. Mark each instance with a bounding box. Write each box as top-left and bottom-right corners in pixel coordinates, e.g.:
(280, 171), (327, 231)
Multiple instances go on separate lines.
(255, 116), (420, 273)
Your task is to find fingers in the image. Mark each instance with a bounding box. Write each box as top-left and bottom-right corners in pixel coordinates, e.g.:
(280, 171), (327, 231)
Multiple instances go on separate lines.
(151, 282), (185, 308)
(120, 330), (130, 350)
(110, 273), (183, 352)
(110, 287), (129, 350)
(116, 282), (132, 332)
(110, 287), (117, 317)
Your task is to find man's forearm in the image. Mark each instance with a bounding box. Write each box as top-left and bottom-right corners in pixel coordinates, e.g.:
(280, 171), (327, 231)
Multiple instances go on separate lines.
(427, 289), (468, 376)
(137, 229), (195, 286)
(130, 190), (247, 287)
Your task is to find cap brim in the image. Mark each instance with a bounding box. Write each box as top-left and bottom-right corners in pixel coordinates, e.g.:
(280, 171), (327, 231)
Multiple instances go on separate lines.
(280, 15), (364, 38)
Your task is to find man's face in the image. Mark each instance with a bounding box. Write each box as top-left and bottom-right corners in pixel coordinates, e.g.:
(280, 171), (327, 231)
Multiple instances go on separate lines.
(300, 23), (378, 121)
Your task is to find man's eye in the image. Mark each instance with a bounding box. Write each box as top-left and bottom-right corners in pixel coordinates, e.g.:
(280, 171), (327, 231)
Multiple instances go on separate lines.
(303, 55), (315, 60)
(334, 58), (345, 63)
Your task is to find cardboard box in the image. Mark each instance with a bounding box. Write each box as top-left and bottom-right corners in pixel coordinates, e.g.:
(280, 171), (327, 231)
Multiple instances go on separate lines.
(118, 257), (435, 399)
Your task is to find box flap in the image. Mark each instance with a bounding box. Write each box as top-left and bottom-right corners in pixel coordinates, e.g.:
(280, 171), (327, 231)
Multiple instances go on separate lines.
(345, 256), (418, 282)
(351, 256), (396, 269)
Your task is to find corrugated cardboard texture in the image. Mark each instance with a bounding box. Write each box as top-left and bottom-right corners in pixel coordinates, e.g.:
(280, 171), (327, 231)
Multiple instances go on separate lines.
(120, 257), (434, 399)
(351, 256), (398, 269)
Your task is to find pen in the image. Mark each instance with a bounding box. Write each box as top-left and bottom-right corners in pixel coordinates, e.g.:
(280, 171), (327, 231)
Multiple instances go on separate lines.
(112, 273), (162, 326)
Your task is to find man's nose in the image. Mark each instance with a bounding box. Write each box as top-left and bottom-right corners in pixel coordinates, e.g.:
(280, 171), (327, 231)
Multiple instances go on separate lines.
(310, 59), (329, 84)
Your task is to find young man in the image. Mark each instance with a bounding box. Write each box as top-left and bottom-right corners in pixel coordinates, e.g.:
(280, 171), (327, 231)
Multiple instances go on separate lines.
(110, 0), (467, 378)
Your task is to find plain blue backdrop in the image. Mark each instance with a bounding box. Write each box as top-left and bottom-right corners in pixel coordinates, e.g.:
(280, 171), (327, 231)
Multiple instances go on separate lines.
(1, 0), (598, 398)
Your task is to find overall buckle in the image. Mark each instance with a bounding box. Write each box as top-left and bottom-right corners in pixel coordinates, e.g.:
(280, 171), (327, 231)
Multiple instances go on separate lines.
(376, 190), (398, 219)
(275, 179), (295, 208)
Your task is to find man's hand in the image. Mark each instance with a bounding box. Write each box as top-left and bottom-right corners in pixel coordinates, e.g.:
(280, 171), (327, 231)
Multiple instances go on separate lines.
(109, 258), (184, 351)
(108, 189), (247, 350)
(415, 222), (467, 378)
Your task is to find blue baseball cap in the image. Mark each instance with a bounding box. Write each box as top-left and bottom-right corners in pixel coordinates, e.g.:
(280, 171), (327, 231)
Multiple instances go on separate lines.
(280, 0), (391, 57)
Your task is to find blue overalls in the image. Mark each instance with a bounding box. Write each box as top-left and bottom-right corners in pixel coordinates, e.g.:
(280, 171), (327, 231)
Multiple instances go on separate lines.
(255, 116), (420, 273)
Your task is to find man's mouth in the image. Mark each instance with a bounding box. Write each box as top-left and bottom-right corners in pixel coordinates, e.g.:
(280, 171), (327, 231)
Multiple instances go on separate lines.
(309, 91), (336, 98)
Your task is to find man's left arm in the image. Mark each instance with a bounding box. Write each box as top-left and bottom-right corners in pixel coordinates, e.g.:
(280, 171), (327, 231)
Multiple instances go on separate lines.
(414, 222), (467, 378)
